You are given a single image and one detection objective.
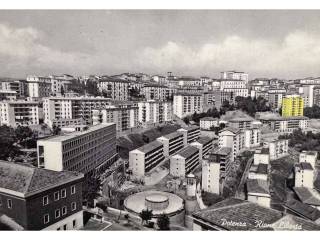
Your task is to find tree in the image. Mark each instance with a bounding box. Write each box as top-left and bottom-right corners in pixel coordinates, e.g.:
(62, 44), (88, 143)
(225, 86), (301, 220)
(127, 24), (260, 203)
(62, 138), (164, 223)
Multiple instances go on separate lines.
(52, 125), (61, 135)
(0, 125), (20, 161)
(83, 175), (101, 207)
(139, 209), (153, 225)
(61, 85), (65, 96)
(157, 214), (170, 230)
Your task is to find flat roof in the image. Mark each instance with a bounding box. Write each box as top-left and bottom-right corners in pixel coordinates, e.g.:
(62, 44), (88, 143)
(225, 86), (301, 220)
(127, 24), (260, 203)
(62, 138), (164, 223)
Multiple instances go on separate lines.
(38, 123), (115, 142)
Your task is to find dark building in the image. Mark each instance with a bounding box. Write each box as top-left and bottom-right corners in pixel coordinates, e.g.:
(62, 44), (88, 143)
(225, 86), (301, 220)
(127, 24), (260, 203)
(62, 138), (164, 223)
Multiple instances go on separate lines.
(0, 161), (84, 230)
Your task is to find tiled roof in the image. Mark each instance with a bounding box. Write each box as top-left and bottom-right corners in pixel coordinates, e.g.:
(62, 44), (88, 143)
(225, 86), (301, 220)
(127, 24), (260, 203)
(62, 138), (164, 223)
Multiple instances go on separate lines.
(0, 161), (83, 197)
(285, 198), (320, 221)
(160, 132), (183, 140)
(200, 117), (218, 121)
(293, 187), (320, 206)
(219, 127), (240, 134)
(180, 125), (200, 131)
(256, 163), (268, 175)
(247, 179), (270, 195)
(192, 198), (282, 230)
(197, 136), (212, 145)
(175, 145), (199, 159)
(215, 147), (232, 156)
(297, 162), (313, 171)
(314, 175), (320, 191)
(136, 140), (163, 154)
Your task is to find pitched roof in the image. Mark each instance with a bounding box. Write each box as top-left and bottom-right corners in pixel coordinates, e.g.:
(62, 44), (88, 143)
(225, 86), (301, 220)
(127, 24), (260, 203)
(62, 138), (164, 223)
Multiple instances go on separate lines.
(160, 131), (183, 140)
(136, 140), (163, 154)
(247, 179), (270, 195)
(219, 127), (240, 134)
(285, 198), (320, 221)
(257, 163), (268, 175)
(0, 161), (83, 197)
(200, 117), (218, 121)
(175, 145), (199, 159)
(297, 162), (314, 171)
(197, 136), (212, 145)
(192, 198), (282, 230)
(293, 187), (320, 206)
(215, 147), (232, 156)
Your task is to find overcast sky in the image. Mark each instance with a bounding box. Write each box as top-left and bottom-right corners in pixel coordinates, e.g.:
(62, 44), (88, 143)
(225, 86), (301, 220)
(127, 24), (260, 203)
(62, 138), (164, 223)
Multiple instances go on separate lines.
(1, 10), (320, 79)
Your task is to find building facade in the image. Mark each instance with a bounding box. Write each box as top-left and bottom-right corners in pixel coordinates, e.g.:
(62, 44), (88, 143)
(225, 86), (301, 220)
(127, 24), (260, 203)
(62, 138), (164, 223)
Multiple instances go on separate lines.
(173, 93), (203, 118)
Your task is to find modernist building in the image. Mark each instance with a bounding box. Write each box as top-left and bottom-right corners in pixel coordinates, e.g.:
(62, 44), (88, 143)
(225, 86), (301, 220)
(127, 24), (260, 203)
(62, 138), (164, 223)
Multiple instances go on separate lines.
(98, 77), (129, 101)
(202, 154), (220, 194)
(218, 127), (244, 161)
(170, 145), (200, 178)
(267, 139), (289, 160)
(27, 76), (52, 99)
(246, 179), (271, 208)
(199, 117), (219, 130)
(143, 84), (175, 101)
(294, 162), (314, 188)
(37, 123), (117, 177)
(299, 151), (318, 169)
(156, 132), (184, 157)
(281, 95), (304, 117)
(190, 136), (213, 161)
(0, 161), (84, 230)
(177, 125), (201, 146)
(137, 100), (173, 125)
(228, 117), (253, 130)
(0, 78), (27, 98)
(48, 75), (72, 96)
(0, 100), (40, 127)
(221, 71), (249, 83)
(258, 115), (309, 133)
(43, 96), (111, 127)
(92, 102), (138, 133)
(129, 141), (165, 179)
(243, 128), (261, 148)
(173, 93), (203, 118)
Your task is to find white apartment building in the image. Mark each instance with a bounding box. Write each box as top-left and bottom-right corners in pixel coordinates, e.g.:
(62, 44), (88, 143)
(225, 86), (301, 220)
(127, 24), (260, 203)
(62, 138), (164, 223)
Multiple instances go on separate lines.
(247, 179), (271, 208)
(137, 100), (173, 125)
(243, 128), (261, 148)
(129, 141), (165, 179)
(253, 148), (270, 165)
(177, 125), (201, 146)
(295, 162), (314, 188)
(49, 118), (87, 129)
(219, 79), (249, 99)
(221, 71), (249, 83)
(143, 84), (175, 101)
(156, 132), (184, 157)
(190, 136), (213, 161)
(202, 157), (220, 194)
(218, 127), (244, 161)
(98, 77), (129, 101)
(152, 75), (167, 84)
(0, 78), (27, 97)
(200, 117), (219, 130)
(299, 151), (318, 169)
(248, 163), (268, 181)
(27, 75), (52, 98)
(43, 96), (111, 127)
(48, 75), (72, 96)
(177, 77), (202, 87)
(92, 103), (138, 133)
(205, 147), (232, 180)
(259, 115), (309, 133)
(299, 85), (314, 108)
(173, 93), (203, 118)
(0, 100), (40, 127)
(267, 139), (289, 160)
(170, 145), (200, 178)
(0, 90), (17, 100)
(37, 123), (118, 176)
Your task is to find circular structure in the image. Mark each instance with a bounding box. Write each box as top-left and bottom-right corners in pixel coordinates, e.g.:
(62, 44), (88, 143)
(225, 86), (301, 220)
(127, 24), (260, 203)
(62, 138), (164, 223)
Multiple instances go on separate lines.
(145, 194), (169, 210)
(124, 190), (185, 223)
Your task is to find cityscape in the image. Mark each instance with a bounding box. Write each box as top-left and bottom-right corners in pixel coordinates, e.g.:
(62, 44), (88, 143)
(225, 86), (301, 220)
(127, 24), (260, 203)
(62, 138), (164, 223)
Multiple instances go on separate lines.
(1, 10), (320, 231)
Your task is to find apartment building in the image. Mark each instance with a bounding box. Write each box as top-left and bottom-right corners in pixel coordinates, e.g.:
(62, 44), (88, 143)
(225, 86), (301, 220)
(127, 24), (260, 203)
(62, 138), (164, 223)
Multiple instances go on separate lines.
(212, 90), (233, 109)
(27, 75), (52, 98)
(295, 162), (314, 188)
(190, 136), (213, 161)
(0, 100), (40, 127)
(151, 75), (167, 84)
(313, 86), (320, 106)
(268, 91), (285, 110)
(200, 117), (219, 130)
(143, 84), (175, 101)
(0, 161), (84, 230)
(202, 155), (220, 194)
(218, 127), (244, 161)
(299, 151), (318, 169)
(177, 125), (201, 146)
(0, 90), (17, 101)
(282, 95), (304, 117)
(299, 85), (314, 108)
(170, 145), (200, 178)
(228, 117), (253, 130)
(43, 96), (111, 127)
(49, 118), (87, 129)
(37, 123), (117, 177)
(98, 77), (129, 101)
(129, 141), (165, 179)
(156, 132), (184, 157)
(259, 115), (309, 133)
(221, 71), (249, 83)
(137, 100), (173, 125)
(0, 78), (27, 97)
(48, 75), (72, 96)
(248, 163), (268, 181)
(243, 128), (261, 148)
(268, 139), (289, 160)
(173, 93), (203, 118)
(92, 102), (138, 133)
(177, 77), (202, 87)
(253, 148), (270, 165)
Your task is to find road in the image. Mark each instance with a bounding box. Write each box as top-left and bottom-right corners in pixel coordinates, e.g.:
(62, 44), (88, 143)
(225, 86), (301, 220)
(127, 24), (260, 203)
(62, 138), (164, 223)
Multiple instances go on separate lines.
(235, 156), (254, 199)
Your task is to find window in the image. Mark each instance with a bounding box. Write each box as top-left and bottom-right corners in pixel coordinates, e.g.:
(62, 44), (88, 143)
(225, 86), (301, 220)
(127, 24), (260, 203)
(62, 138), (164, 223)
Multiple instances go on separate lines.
(55, 209), (61, 219)
(61, 189), (66, 198)
(54, 192), (60, 201)
(71, 202), (76, 211)
(71, 185), (76, 195)
(63, 224), (67, 230)
(0, 197), (2, 206)
(73, 220), (76, 228)
(43, 196), (49, 206)
(44, 214), (50, 224)
(7, 199), (12, 209)
(62, 206), (67, 215)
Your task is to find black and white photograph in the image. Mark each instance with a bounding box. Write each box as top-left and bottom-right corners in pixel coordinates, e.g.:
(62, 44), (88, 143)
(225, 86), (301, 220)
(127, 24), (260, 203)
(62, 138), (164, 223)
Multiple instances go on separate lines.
(1, 1), (320, 233)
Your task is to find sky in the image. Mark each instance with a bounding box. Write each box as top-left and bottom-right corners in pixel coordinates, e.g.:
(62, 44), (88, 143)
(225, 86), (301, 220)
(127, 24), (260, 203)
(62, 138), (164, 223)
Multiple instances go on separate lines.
(1, 10), (320, 79)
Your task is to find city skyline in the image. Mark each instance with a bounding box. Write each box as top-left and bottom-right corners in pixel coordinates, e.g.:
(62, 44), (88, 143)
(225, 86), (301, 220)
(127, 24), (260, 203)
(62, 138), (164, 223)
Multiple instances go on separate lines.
(1, 10), (320, 79)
